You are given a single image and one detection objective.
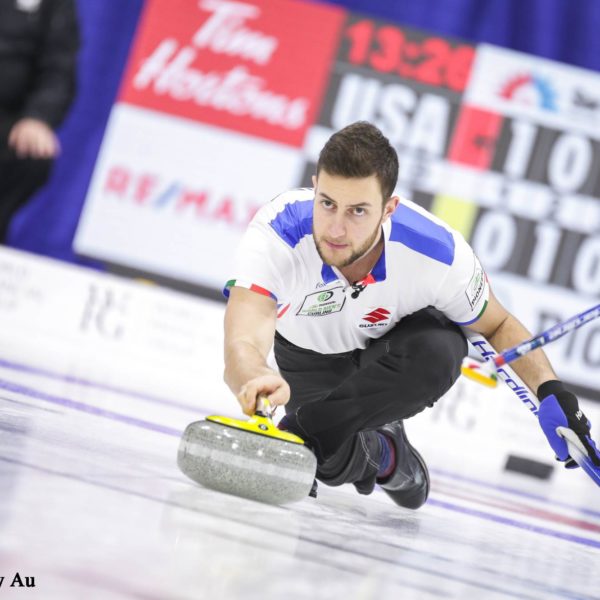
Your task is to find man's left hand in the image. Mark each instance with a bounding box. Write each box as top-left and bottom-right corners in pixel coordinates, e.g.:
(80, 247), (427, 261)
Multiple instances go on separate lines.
(538, 380), (600, 470)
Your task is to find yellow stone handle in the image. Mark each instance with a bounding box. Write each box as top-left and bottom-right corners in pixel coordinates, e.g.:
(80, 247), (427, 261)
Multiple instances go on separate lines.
(255, 395), (273, 418)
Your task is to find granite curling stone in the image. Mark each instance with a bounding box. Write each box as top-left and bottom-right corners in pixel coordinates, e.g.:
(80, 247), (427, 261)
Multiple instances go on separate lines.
(177, 400), (317, 505)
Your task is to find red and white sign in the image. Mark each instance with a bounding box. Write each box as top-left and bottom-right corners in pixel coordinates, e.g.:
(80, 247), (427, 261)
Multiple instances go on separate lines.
(75, 0), (345, 288)
(119, 0), (344, 147)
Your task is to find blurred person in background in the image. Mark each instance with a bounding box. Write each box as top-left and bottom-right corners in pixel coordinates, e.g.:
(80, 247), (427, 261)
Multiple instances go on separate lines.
(0, 0), (79, 244)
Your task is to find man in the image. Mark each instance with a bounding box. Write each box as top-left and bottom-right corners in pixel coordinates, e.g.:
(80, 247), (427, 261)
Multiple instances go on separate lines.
(223, 121), (600, 508)
(0, 0), (79, 243)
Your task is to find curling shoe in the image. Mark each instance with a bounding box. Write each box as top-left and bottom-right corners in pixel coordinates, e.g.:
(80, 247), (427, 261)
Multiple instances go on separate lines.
(376, 421), (430, 510)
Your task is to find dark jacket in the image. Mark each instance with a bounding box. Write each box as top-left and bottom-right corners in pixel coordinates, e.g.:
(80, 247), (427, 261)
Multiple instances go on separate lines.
(0, 0), (79, 128)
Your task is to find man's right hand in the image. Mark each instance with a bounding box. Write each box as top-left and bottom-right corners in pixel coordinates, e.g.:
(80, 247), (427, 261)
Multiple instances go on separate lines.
(237, 374), (290, 416)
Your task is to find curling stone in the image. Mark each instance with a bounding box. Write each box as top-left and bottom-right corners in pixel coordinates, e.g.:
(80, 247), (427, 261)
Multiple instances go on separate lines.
(177, 397), (317, 504)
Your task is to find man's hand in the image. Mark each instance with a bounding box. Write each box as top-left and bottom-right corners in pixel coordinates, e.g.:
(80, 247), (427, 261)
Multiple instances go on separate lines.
(538, 380), (600, 470)
(237, 374), (290, 416)
(8, 118), (60, 159)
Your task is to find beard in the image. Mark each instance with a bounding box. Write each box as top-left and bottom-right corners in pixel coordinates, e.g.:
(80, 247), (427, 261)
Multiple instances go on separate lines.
(314, 218), (382, 269)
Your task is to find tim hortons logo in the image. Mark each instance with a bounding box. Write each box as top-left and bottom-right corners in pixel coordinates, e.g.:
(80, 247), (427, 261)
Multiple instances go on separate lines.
(192, 0), (277, 65)
(360, 308), (391, 328)
(132, 0), (309, 129)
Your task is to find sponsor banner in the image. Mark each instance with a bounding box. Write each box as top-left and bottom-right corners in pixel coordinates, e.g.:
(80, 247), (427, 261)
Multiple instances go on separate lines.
(465, 44), (600, 137)
(0, 246), (226, 406)
(119, 0), (345, 147)
(75, 104), (302, 288)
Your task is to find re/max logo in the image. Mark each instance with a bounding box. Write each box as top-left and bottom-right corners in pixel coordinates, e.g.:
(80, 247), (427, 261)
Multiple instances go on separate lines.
(102, 166), (260, 229)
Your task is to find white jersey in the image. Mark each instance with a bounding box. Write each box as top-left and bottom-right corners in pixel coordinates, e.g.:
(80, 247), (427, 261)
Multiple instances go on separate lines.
(224, 188), (489, 354)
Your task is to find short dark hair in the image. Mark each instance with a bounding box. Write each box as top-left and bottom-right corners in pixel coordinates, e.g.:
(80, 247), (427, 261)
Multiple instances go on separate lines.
(316, 121), (399, 200)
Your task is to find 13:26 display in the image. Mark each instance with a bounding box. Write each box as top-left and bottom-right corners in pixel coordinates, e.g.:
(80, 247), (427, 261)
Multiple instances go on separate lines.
(344, 20), (475, 93)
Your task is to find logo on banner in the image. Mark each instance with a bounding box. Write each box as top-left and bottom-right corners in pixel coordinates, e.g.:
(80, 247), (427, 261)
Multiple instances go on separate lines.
(132, 1), (307, 130)
(120, 0), (344, 146)
(102, 164), (260, 229)
(572, 89), (600, 111)
(80, 285), (128, 340)
(499, 73), (558, 111)
(569, 88), (600, 123)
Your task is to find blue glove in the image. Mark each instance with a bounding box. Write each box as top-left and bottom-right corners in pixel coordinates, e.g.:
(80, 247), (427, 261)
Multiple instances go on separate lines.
(537, 380), (600, 470)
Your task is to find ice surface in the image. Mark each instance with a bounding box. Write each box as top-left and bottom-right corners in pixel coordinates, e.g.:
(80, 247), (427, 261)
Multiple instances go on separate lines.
(1, 353), (599, 600)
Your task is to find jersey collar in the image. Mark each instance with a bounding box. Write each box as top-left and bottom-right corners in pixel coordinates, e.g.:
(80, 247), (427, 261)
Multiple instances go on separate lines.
(320, 220), (390, 285)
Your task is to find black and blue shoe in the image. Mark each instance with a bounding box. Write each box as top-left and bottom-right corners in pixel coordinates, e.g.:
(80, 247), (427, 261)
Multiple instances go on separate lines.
(377, 421), (430, 510)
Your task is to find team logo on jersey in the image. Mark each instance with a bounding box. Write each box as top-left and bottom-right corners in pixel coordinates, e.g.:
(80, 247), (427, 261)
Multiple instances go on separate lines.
(317, 291), (334, 302)
(466, 259), (486, 310)
(359, 308), (392, 328)
(297, 286), (345, 317)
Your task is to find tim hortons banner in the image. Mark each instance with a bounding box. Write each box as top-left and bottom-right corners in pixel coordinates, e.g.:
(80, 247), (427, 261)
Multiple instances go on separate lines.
(75, 0), (345, 287)
(75, 0), (600, 400)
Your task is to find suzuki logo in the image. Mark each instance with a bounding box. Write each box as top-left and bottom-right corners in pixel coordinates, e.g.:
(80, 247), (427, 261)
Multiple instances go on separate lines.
(362, 308), (391, 324)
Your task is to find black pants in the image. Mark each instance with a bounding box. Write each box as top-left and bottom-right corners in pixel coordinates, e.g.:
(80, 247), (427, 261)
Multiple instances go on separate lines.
(0, 119), (53, 243)
(274, 307), (467, 494)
